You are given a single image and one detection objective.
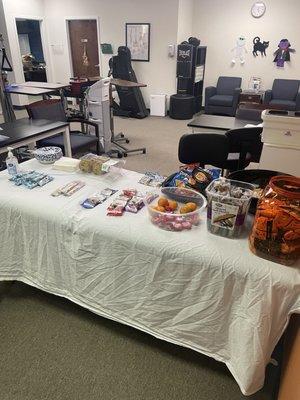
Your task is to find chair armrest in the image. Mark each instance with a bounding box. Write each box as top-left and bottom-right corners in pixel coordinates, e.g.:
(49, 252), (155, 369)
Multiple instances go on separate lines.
(232, 88), (242, 113)
(205, 86), (217, 106)
(68, 118), (100, 139)
(296, 91), (300, 110)
(264, 90), (272, 104)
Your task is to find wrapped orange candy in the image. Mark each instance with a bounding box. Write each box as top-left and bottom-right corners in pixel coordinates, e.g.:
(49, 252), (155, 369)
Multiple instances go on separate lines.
(249, 175), (300, 266)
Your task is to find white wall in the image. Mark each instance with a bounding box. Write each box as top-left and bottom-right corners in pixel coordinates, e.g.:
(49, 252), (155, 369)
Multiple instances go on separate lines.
(2, 0), (52, 105)
(43, 0), (180, 106)
(193, 0), (300, 92)
(177, 0), (194, 43)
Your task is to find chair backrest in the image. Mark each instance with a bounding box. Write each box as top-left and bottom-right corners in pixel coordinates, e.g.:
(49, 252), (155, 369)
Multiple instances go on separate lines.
(178, 133), (229, 168)
(225, 127), (263, 164)
(217, 76), (242, 95)
(26, 99), (67, 122)
(272, 79), (300, 101)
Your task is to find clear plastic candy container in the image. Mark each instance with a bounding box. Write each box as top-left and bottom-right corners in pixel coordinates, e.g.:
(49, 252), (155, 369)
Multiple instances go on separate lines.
(205, 178), (254, 238)
(79, 153), (124, 176)
(249, 175), (300, 266)
(146, 187), (207, 232)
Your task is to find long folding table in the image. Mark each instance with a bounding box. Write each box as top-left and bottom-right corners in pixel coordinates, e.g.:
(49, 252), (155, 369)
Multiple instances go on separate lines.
(0, 158), (299, 396)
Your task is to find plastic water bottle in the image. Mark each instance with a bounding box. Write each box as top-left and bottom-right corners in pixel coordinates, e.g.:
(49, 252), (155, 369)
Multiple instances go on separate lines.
(6, 147), (19, 176)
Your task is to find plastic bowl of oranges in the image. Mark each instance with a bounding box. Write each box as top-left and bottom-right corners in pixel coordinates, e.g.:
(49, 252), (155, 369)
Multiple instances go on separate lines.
(146, 187), (207, 231)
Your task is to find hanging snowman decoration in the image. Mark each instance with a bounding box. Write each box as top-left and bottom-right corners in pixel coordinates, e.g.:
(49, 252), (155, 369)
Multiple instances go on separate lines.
(231, 36), (247, 64)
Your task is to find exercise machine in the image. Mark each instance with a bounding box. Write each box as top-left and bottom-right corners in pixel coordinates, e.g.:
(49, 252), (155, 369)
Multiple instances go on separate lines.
(109, 46), (148, 119)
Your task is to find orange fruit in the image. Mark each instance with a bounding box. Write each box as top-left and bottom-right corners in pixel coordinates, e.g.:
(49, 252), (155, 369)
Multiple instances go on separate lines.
(158, 197), (169, 207)
(168, 200), (178, 211)
(180, 206), (190, 214)
(185, 202), (197, 212)
(156, 206), (166, 212)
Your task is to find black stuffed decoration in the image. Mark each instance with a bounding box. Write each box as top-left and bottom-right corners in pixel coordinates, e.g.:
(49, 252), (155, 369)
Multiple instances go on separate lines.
(252, 37), (269, 57)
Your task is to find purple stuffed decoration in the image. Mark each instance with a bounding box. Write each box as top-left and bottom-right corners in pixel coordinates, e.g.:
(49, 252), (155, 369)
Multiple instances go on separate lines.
(273, 39), (295, 68)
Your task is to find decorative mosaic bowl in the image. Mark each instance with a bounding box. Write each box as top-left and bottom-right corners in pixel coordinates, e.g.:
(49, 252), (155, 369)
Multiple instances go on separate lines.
(33, 146), (63, 164)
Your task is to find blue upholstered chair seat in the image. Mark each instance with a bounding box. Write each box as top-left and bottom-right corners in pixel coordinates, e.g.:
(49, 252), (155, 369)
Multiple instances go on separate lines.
(269, 99), (296, 110)
(208, 95), (233, 107)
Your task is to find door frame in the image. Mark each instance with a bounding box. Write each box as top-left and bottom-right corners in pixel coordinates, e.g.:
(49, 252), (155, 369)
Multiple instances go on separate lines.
(13, 15), (52, 83)
(65, 16), (102, 78)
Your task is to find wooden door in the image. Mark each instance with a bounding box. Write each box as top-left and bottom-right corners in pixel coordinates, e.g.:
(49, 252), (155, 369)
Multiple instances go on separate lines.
(68, 19), (100, 78)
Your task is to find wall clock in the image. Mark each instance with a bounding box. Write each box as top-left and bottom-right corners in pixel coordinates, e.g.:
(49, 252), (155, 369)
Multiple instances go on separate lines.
(251, 2), (266, 18)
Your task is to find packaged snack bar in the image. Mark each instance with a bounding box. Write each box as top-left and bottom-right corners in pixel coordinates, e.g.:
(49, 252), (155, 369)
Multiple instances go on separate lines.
(123, 189), (137, 197)
(144, 192), (159, 204)
(125, 196), (144, 213)
(81, 188), (117, 209)
(188, 167), (213, 194)
(51, 180), (85, 197)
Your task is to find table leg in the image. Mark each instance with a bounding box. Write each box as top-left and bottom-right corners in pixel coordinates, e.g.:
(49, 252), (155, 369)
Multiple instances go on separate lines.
(62, 125), (72, 157)
(60, 89), (67, 111)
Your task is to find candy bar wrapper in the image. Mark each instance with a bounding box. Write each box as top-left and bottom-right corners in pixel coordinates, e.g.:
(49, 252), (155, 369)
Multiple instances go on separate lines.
(38, 175), (54, 187)
(81, 188), (117, 209)
(138, 172), (166, 187)
(123, 189), (137, 197)
(125, 196), (144, 213)
(144, 192), (159, 204)
(64, 181), (85, 196)
(51, 180), (85, 197)
(10, 170), (54, 189)
(107, 194), (129, 216)
(102, 188), (117, 197)
(81, 193), (107, 209)
(107, 199), (128, 216)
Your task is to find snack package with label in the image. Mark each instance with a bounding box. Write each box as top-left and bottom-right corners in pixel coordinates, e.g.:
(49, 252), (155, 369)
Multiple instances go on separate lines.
(187, 167), (213, 194)
(206, 178), (254, 238)
(51, 180), (85, 197)
(138, 172), (166, 187)
(123, 189), (137, 197)
(168, 170), (190, 188)
(125, 195), (144, 213)
(107, 198), (128, 216)
(81, 188), (117, 209)
(9, 170), (54, 189)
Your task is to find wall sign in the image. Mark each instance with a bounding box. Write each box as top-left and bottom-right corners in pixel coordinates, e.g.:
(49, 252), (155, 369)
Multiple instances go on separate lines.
(125, 23), (150, 62)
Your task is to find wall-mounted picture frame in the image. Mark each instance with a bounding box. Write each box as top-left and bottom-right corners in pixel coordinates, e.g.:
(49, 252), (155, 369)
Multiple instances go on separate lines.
(125, 23), (150, 62)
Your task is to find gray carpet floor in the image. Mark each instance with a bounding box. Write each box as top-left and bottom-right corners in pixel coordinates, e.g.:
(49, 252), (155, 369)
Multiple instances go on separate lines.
(0, 114), (278, 400)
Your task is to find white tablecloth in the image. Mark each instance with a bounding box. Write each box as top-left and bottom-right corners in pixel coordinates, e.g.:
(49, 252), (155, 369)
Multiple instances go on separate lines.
(0, 159), (299, 395)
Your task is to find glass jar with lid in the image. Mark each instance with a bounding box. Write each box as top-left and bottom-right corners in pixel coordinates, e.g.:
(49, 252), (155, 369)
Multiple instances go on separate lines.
(249, 175), (300, 266)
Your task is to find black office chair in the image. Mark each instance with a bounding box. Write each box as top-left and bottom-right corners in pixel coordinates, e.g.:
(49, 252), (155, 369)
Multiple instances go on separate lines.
(178, 128), (263, 172)
(225, 127), (263, 170)
(178, 133), (230, 168)
(26, 99), (101, 156)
